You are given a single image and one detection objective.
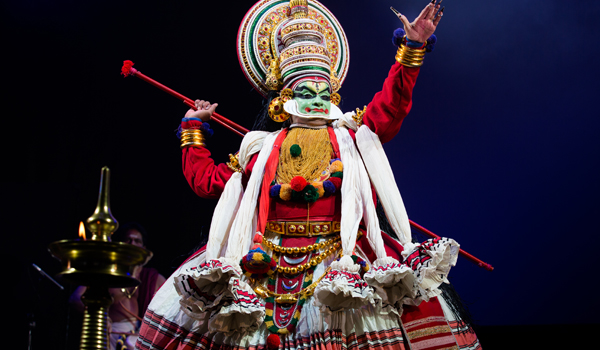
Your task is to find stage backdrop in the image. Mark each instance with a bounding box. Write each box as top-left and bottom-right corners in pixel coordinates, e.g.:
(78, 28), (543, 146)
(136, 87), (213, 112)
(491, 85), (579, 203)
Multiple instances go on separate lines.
(3, 0), (599, 348)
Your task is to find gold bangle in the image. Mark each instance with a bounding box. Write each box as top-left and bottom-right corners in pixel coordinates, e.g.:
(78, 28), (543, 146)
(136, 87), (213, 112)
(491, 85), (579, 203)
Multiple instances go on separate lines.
(181, 141), (205, 148)
(395, 42), (426, 68)
(180, 129), (206, 148)
(180, 137), (205, 143)
(180, 129), (205, 138)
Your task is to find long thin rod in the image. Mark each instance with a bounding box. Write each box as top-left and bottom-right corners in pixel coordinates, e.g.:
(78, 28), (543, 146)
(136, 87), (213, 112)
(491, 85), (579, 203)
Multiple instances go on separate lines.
(122, 62), (248, 136)
(121, 61), (493, 272)
(409, 221), (494, 271)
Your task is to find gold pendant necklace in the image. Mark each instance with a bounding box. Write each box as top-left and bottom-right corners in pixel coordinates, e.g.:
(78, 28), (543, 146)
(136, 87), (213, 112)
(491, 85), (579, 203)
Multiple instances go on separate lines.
(121, 286), (139, 299)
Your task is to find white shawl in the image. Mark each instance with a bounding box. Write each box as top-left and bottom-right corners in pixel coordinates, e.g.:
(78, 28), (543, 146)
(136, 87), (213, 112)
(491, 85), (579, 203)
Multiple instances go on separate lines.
(204, 115), (412, 266)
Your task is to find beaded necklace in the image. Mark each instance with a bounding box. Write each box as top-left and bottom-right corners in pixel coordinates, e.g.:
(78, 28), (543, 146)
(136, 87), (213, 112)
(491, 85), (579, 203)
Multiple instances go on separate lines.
(270, 127), (344, 203)
(277, 127), (332, 184)
(253, 234), (342, 335)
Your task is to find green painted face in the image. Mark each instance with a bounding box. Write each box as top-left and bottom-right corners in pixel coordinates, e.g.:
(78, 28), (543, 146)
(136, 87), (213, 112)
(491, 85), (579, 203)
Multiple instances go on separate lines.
(293, 81), (331, 116)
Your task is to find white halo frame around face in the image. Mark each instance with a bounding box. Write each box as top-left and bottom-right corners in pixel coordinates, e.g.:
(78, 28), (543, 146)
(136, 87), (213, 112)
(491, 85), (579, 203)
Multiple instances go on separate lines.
(284, 99), (343, 121)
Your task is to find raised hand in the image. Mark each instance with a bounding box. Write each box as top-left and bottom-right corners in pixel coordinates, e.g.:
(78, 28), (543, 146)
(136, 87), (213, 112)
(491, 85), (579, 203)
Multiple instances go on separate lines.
(184, 100), (218, 122)
(396, 1), (444, 43)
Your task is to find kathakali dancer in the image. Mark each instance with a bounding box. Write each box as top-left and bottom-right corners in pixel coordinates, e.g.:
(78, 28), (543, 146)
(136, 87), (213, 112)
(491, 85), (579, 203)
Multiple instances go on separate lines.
(136, 1), (481, 349)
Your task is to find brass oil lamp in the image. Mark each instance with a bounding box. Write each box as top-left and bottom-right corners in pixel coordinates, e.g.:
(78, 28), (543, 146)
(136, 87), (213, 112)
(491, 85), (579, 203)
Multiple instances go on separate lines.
(49, 167), (151, 350)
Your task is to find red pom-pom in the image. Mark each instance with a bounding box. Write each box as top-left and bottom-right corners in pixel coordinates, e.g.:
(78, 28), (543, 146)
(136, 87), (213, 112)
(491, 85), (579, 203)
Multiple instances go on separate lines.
(253, 233), (264, 244)
(121, 60), (135, 77)
(266, 334), (280, 349)
(328, 176), (342, 189)
(290, 176), (307, 191)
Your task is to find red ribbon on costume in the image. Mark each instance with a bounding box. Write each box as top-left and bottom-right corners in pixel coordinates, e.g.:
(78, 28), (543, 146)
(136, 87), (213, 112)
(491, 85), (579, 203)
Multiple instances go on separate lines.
(256, 130), (288, 235)
(121, 60), (494, 272)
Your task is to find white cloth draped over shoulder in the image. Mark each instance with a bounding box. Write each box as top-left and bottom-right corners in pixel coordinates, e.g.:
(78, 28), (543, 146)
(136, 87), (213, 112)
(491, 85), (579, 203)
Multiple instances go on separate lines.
(204, 130), (275, 261)
(171, 112), (459, 332)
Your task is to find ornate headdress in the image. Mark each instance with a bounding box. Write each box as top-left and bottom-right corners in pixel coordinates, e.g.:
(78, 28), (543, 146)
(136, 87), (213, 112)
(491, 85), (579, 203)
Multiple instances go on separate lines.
(237, 0), (350, 121)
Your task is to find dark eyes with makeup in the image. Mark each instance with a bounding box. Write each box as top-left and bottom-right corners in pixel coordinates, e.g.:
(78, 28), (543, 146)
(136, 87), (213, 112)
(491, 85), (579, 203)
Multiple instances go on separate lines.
(293, 89), (331, 100)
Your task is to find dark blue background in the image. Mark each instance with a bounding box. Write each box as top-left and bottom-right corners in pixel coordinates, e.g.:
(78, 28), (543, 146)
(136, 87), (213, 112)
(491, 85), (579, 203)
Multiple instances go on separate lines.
(3, 0), (599, 347)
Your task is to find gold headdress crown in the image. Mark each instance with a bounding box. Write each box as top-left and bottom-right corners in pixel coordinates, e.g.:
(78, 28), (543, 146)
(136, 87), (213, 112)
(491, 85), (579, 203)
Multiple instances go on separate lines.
(238, 0), (349, 97)
(263, 0), (334, 96)
(289, 0), (309, 18)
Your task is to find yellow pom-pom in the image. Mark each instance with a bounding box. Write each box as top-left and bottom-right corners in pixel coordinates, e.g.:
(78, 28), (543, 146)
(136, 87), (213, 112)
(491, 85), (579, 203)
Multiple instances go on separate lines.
(311, 182), (325, 198)
(279, 183), (293, 201)
(329, 160), (343, 174)
(252, 252), (264, 262)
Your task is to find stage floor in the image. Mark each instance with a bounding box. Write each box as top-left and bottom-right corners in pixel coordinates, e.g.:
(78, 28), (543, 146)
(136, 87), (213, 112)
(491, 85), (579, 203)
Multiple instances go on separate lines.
(475, 324), (594, 349)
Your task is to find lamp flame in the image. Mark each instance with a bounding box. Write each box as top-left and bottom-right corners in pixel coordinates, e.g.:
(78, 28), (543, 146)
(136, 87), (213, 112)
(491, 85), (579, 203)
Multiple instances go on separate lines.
(78, 221), (86, 240)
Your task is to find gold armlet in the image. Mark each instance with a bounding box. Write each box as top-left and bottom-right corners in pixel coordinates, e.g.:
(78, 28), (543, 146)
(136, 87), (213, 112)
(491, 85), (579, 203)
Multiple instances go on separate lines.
(353, 106), (367, 127)
(227, 153), (243, 173)
(180, 129), (206, 149)
(395, 42), (426, 68)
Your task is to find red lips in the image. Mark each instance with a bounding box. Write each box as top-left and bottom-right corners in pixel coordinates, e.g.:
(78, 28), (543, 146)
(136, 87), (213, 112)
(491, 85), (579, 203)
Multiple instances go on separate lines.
(305, 107), (329, 114)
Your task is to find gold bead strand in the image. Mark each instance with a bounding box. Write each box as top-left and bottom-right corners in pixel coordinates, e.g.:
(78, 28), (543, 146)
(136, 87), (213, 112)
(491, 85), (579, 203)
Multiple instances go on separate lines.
(277, 127), (332, 184)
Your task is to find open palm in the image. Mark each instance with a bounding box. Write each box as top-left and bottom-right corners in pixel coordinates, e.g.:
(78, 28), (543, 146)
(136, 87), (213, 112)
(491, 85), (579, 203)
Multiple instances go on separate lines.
(398, 2), (443, 43)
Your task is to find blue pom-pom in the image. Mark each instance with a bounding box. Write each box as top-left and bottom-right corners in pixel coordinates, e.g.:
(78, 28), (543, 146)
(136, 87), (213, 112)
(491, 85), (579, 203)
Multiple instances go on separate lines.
(393, 29), (438, 52)
(176, 125), (183, 139)
(200, 122), (214, 137)
(270, 184), (281, 197)
(426, 34), (437, 52)
(323, 180), (336, 196)
(248, 247), (267, 255)
(181, 117), (203, 122)
(392, 28), (406, 47)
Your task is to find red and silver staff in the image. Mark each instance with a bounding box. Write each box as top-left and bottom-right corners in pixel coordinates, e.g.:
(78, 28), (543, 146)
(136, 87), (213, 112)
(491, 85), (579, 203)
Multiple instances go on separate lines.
(121, 60), (494, 272)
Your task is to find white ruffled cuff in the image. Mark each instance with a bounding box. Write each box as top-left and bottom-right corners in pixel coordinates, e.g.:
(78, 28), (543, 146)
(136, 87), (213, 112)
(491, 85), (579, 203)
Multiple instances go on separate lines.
(314, 256), (376, 311)
(402, 238), (460, 304)
(207, 277), (265, 335)
(174, 257), (241, 314)
(401, 242), (420, 259)
(364, 257), (416, 305)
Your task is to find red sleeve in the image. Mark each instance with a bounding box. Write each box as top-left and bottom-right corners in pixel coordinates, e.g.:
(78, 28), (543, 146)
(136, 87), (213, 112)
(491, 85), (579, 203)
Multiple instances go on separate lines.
(182, 146), (235, 199)
(363, 62), (420, 144)
(181, 119), (235, 199)
(181, 119), (257, 199)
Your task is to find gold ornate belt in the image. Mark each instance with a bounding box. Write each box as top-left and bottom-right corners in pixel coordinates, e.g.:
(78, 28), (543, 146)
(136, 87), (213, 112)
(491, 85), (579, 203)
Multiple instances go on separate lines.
(265, 220), (341, 236)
